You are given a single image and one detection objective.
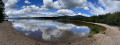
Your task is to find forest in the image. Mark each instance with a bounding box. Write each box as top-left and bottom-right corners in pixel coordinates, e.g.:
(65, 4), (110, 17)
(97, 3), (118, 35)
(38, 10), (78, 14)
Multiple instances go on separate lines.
(0, 0), (5, 23)
(82, 12), (120, 26)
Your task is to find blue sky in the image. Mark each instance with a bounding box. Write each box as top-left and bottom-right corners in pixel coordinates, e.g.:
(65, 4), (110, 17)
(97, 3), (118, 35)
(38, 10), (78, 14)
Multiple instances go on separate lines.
(3, 0), (120, 17)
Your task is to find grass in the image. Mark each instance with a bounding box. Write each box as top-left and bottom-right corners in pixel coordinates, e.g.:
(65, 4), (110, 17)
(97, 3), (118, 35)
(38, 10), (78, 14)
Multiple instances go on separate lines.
(88, 25), (106, 37)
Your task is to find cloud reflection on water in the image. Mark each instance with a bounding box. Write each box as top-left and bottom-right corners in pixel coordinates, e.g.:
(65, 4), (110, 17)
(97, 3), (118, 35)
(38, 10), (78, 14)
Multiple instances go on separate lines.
(9, 19), (90, 41)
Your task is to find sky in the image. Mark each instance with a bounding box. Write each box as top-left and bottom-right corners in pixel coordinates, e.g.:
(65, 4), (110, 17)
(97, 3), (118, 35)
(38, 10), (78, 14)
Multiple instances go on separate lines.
(3, 0), (120, 17)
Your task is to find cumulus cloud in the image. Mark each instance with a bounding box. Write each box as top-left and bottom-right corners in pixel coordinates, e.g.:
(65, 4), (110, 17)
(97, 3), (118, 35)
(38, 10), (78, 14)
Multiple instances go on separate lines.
(41, 0), (89, 10)
(6, 5), (77, 17)
(59, 0), (88, 9)
(6, 5), (44, 17)
(3, 0), (19, 10)
(6, 5), (58, 17)
(3, 0), (78, 17)
(83, 7), (90, 10)
(25, 0), (31, 4)
(78, 13), (90, 17)
(88, 0), (120, 15)
(4, 0), (90, 17)
(57, 9), (74, 15)
(41, 0), (60, 9)
(4, 0), (120, 17)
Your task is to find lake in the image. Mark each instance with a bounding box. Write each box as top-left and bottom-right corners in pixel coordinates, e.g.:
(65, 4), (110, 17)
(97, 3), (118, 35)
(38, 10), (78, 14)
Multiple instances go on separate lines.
(8, 19), (105, 42)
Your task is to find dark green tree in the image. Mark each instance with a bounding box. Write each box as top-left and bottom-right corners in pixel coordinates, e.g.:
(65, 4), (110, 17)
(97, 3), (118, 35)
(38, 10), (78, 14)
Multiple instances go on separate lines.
(0, 0), (5, 23)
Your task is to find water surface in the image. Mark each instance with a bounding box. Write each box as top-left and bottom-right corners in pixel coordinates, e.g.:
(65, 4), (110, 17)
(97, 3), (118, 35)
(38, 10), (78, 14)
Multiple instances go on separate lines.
(8, 19), (98, 41)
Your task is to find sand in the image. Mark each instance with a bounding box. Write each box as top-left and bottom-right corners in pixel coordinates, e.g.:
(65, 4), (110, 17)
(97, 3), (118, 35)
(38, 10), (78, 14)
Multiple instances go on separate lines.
(91, 23), (120, 45)
(0, 21), (120, 45)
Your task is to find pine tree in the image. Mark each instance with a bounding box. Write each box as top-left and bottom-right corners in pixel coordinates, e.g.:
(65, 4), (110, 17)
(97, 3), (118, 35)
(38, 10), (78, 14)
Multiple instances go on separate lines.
(0, 0), (5, 23)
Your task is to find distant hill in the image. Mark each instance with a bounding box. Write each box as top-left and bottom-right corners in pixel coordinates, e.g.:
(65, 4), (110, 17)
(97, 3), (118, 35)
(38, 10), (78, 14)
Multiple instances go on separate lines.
(58, 15), (87, 18)
(31, 15), (85, 18)
(6, 15), (87, 20)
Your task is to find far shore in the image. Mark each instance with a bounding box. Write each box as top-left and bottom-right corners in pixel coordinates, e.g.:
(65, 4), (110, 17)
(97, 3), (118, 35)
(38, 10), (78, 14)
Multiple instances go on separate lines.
(0, 21), (120, 45)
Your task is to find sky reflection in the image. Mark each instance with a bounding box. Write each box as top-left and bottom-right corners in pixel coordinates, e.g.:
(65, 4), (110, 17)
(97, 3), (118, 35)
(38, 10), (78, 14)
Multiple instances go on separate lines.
(9, 19), (90, 41)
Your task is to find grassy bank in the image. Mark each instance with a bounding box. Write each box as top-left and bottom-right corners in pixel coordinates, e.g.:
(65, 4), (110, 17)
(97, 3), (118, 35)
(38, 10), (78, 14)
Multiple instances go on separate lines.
(88, 25), (105, 37)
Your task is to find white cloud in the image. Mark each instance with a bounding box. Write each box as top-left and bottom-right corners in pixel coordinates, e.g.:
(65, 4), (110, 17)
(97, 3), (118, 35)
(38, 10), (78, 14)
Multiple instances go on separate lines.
(41, 0), (60, 9)
(6, 5), (77, 17)
(83, 7), (90, 10)
(78, 13), (90, 17)
(6, 5), (43, 16)
(4, 0), (90, 17)
(25, 0), (31, 4)
(88, 0), (120, 15)
(4, 0), (120, 17)
(57, 9), (74, 15)
(3, 0), (19, 11)
(6, 5), (54, 17)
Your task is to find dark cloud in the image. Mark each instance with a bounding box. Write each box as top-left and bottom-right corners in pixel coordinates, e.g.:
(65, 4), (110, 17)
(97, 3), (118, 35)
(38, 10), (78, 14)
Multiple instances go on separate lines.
(6, 5), (18, 9)
(42, 0), (88, 10)
(59, 0), (87, 9)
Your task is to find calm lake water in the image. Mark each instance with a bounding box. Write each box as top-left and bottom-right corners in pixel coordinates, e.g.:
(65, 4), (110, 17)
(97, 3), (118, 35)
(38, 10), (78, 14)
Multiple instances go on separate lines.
(8, 19), (105, 42)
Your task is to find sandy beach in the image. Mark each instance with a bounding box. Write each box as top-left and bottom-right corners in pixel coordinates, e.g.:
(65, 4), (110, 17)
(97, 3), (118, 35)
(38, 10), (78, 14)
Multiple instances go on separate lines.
(0, 21), (120, 45)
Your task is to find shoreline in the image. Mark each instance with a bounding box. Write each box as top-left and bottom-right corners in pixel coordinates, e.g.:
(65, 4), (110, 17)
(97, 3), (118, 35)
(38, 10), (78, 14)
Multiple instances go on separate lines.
(91, 23), (120, 45)
(0, 21), (120, 45)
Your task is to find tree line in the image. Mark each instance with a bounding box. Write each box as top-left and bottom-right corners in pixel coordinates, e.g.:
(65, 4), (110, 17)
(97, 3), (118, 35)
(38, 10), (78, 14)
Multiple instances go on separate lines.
(81, 12), (120, 26)
(37, 12), (120, 26)
(51, 12), (120, 26)
(0, 0), (5, 23)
